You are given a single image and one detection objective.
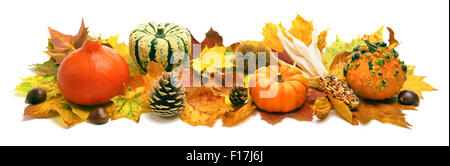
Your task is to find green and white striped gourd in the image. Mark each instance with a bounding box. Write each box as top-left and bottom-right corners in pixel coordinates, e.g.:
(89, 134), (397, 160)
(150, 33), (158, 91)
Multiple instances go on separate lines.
(130, 22), (191, 73)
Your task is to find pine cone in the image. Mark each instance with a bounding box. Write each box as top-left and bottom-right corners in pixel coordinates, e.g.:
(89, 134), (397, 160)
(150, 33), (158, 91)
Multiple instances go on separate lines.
(229, 87), (248, 106)
(149, 72), (186, 118)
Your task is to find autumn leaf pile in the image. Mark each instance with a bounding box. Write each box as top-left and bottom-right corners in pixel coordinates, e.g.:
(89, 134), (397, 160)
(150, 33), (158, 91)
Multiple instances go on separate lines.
(15, 14), (436, 128)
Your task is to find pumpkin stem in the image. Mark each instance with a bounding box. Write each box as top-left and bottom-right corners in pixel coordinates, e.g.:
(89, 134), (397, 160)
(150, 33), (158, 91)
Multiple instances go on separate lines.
(156, 28), (165, 38)
(83, 39), (102, 52)
(276, 73), (284, 82)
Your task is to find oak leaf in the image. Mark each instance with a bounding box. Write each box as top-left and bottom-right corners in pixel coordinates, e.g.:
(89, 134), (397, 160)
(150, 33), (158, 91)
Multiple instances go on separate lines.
(45, 19), (89, 64)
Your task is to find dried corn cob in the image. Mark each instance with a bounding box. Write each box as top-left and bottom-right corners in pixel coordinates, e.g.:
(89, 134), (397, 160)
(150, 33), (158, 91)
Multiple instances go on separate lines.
(318, 75), (359, 109)
(276, 26), (360, 109)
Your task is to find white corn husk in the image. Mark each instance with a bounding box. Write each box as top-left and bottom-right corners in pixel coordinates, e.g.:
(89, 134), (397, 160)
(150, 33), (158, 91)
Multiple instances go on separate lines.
(277, 26), (328, 78)
(276, 26), (360, 109)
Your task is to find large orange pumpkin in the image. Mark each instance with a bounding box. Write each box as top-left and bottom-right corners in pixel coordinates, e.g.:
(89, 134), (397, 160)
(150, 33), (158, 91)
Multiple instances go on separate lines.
(58, 40), (130, 106)
(249, 65), (308, 113)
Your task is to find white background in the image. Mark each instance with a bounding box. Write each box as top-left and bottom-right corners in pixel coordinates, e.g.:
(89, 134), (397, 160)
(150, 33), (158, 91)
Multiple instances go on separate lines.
(0, 0), (448, 146)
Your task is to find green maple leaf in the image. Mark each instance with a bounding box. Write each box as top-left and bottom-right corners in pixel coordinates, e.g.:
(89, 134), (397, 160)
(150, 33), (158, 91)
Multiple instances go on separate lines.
(15, 75), (60, 98)
(110, 87), (150, 122)
(31, 58), (59, 76)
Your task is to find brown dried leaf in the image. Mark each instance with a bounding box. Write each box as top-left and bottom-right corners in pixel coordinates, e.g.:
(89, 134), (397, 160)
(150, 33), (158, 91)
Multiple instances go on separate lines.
(45, 19), (89, 64)
(201, 28), (224, 50)
(387, 27), (399, 48)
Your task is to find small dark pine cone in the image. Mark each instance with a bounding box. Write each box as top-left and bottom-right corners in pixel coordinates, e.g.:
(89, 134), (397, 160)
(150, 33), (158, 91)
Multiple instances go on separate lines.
(229, 87), (248, 106)
(149, 72), (186, 118)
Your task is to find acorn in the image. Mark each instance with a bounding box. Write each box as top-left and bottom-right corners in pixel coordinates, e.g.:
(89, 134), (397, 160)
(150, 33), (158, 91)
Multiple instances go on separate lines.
(88, 107), (110, 125)
(398, 90), (420, 106)
(25, 87), (47, 104)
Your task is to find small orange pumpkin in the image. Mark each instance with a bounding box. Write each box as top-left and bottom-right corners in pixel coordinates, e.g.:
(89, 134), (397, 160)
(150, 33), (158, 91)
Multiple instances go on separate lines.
(249, 65), (308, 113)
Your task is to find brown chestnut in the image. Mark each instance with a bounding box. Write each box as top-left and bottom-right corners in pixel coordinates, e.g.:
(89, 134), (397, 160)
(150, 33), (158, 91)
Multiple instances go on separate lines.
(25, 87), (47, 104)
(88, 107), (110, 125)
(398, 90), (420, 106)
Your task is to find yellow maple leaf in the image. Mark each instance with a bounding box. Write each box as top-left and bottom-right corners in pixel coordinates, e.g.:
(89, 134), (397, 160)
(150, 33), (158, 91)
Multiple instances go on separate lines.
(100, 35), (140, 76)
(402, 65), (436, 99)
(24, 96), (84, 127)
(262, 23), (285, 53)
(362, 26), (384, 43)
(353, 99), (416, 128)
(262, 14), (328, 54)
(289, 14), (314, 46)
(180, 86), (233, 126)
(192, 46), (234, 73)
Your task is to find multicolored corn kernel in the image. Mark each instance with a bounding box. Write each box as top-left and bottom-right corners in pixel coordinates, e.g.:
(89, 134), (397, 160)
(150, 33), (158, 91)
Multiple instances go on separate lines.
(360, 49), (367, 54)
(395, 70), (399, 76)
(353, 46), (361, 52)
(319, 75), (360, 109)
(380, 42), (387, 47)
(378, 72), (383, 76)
